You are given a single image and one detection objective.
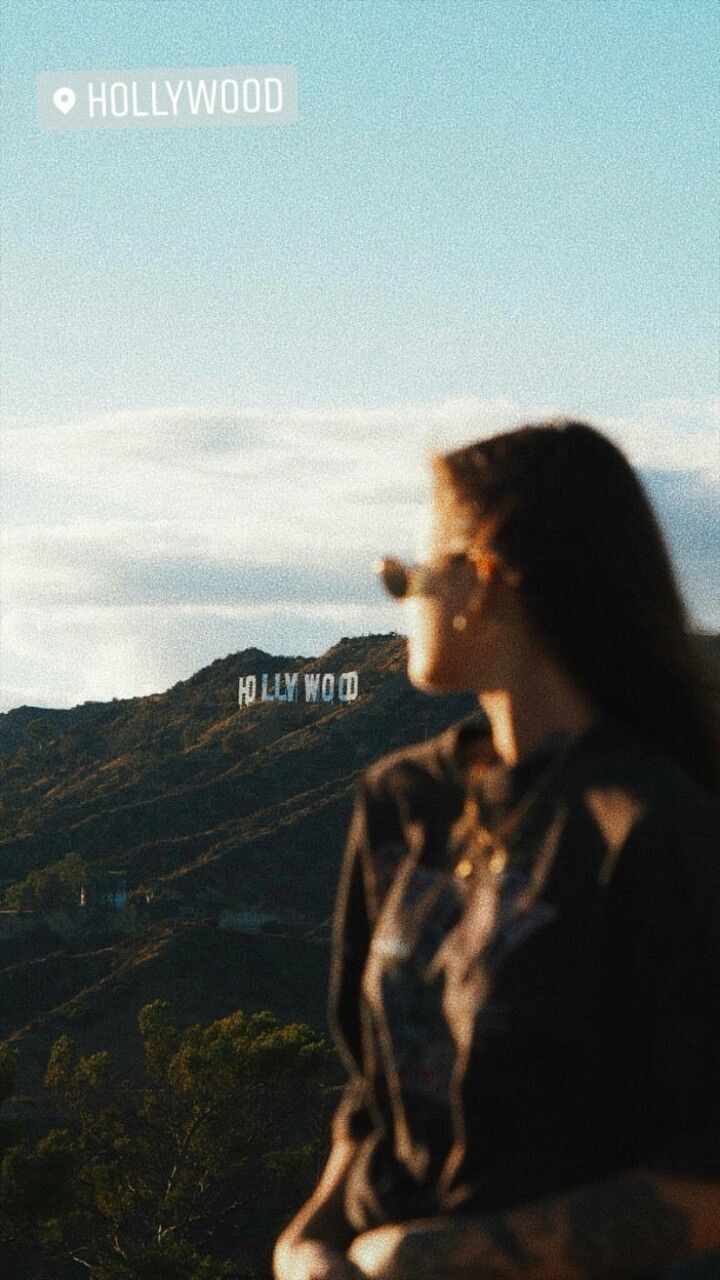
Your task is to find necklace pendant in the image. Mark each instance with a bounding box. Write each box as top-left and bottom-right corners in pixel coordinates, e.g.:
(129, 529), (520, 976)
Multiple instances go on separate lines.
(454, 836), (508, 880)
(487, 847), (508, 876)
(454, 856), (474, 879)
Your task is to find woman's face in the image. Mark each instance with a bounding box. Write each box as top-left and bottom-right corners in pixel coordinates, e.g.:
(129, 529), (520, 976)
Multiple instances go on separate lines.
(404, 492), (493, 692)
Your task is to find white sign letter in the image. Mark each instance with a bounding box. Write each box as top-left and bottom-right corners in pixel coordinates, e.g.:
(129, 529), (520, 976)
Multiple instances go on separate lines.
(238, 675), (257, 707)
(304, 673), (320, 702)
(338, 671), (359, 702)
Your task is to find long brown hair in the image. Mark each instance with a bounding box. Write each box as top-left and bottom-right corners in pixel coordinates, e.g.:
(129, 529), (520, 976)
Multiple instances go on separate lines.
(431, 417), (720, 793)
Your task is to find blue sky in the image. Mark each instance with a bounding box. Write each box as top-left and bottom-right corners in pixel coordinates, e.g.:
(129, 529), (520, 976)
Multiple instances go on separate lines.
(1, 1), (718, 709)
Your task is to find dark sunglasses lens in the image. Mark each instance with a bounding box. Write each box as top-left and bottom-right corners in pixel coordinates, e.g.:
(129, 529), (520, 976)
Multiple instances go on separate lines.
(376, 556), (410, 599)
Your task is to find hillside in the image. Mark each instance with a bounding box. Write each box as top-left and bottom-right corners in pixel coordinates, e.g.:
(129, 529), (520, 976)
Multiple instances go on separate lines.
(0, 633), (478, 913)
(1, 629), (718, 1097)
(0, 633), (478, 1090)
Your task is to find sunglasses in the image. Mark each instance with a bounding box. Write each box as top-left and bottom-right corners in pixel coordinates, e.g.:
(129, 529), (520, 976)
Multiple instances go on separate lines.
(373, 550), (473, 600)
(373, 549), (522, 599)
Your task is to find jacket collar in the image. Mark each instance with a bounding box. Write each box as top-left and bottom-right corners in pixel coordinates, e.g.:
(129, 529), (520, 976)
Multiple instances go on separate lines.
(438, 708), (619, 796)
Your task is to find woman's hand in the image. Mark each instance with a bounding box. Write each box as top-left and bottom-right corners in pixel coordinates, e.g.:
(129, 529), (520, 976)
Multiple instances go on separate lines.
(272, 1232), (367, 1280)
(346, 1220), (509, 1280)
(346, 1225), (408, 1279)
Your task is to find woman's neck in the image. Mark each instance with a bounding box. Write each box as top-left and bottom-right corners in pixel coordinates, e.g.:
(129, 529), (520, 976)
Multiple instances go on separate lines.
(478, 678), (599, 768)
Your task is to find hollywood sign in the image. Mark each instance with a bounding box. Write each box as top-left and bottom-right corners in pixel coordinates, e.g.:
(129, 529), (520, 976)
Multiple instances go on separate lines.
(238, 671), (359, 708)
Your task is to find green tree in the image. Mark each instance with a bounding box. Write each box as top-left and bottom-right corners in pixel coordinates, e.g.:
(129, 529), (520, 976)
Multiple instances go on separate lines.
(0, 1039), (74, 1257)
(41, 1000), (331, 1278)
(4, 851), (85, 911)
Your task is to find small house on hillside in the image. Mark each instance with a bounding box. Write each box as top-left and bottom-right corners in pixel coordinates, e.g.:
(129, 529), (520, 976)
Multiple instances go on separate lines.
(79, 868), (128, 910)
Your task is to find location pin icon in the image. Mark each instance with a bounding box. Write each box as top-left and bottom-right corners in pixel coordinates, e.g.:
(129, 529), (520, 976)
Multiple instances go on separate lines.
(53, 87), (76, 114)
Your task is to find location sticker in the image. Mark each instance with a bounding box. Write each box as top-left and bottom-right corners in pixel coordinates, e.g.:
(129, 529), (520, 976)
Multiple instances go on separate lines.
(38, 66), (297, 131)
(52, 86), (76, 114)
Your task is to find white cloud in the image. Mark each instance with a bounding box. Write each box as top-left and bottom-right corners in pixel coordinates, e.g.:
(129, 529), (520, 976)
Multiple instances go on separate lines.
(1, 397), (717, 709)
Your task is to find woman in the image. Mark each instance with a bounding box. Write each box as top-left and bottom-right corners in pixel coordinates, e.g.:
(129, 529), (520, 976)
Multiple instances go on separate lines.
(273, 418), (720, 1280)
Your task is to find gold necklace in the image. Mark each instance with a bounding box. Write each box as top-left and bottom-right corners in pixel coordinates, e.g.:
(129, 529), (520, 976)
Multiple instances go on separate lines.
(451, 731), (581, 881)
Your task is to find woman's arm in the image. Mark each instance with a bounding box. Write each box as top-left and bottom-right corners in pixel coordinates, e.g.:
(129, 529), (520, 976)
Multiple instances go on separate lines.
(278, 1136), (361, 1253)
(346, 1165), (720, 1279)
(272, 1137), (364, 1280)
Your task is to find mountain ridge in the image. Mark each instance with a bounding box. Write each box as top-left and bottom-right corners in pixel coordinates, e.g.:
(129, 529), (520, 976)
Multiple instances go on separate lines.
(1, 629), (717, 1094)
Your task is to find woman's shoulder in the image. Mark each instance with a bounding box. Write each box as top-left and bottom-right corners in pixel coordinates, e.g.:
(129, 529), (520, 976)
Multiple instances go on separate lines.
(360, 712), (486, 808)
(569, 714), (720, 920)
(567, 711), (720, 827)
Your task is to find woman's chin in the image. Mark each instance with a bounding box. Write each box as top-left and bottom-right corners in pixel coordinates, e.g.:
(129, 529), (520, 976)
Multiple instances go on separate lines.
(408, 652), (456, 692)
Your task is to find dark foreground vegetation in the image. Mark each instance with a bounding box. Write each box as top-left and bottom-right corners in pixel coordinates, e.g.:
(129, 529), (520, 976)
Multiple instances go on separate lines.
(1, 997), (343, 1278)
